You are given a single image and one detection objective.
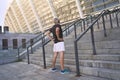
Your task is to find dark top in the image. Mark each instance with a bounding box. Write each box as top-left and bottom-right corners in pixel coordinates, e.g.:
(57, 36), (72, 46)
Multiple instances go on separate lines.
(49, 24), (63, 43)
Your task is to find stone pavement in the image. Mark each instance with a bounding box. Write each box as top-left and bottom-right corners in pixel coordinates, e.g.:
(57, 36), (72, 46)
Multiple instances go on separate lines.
(0, 62), (109, 80)
(0, 62), (78, 80)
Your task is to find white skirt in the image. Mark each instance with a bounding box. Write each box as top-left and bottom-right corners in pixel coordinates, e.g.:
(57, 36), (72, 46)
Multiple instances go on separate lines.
(53, 42), (65, 52)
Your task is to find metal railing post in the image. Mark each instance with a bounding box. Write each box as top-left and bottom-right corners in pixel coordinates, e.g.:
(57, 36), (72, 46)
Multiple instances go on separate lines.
(18, 48), (20, 60)
(80, 22), (83, 32)
(74, 24), (77, 39)
(102, 15), (107, 37)
(90, 26), (96, 55)
(42, 35), (46, 69)
(68, 27), (70, 34)
(90, 15), (93, 23)
(27, 47), (30, 64)
(65, 25), (68, 36)
(31, 45), (33, 54)
(109, 13), (113, 28)
(116, 12), (119, 27)
(42, 44), (46, 69)
(86, 18), (88, 26)
(97, 20), (100, 29)
(74, 41), (80, 76)
(83, 19), (85, 31)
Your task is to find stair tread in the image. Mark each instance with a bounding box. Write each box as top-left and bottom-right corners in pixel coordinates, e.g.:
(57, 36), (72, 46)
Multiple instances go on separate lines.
(80, 66), (120, 73)
(29, 58), (120, 64)
(54, 63), (120, 73)
(78, 74), (112, 80)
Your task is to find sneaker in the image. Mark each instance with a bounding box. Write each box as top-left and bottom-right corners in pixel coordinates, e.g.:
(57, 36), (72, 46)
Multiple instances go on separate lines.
(60, 69), (69, 74)
(51, 68), (57, 72)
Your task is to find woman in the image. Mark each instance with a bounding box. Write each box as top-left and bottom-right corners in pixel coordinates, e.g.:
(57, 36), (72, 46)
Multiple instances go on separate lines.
(46, 18), (66, 74)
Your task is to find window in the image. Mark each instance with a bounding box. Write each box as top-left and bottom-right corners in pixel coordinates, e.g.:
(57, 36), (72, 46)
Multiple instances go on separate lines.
(22, 39), (26, 48)
(2, 39), (8, 50)
(13, 39), (18, 49)
(4, 26), (9, 33)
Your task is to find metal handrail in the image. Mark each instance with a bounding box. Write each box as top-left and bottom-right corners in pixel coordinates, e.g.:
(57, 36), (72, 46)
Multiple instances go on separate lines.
(17, 19), (80, 64)
(27, 14), (94, 68)
(74, 10), (106, 76)
(74, 7), (120, 76)
(17, 22), (75, 59)
(19, 11), (96, 68)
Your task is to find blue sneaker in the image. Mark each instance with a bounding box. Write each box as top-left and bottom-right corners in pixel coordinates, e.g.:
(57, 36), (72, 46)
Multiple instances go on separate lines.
(51, 68), (57, 72)
(60, 69), (70, 74)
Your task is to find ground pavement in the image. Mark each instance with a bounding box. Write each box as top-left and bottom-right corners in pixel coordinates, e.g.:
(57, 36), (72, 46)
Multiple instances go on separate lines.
(0, 62), (109, 80)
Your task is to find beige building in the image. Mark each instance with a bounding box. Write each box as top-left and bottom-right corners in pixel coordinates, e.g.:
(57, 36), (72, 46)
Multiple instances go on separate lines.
(4, 0), (120, 33)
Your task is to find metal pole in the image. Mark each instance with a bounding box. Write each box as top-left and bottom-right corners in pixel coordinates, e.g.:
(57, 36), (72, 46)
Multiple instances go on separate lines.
(42, 45), (46, 69)
(102, 15), (107, 37)
(80, 22), (83, 32)
(83, 19), (85, 31)
(97, 20), (100, 29)
(27, 47), (30, 64)
(109, 13), (113, 28)
(68, 27), (70, 34)
(74, 41), (80, 76)
(65, 25), (68, 36)
(74, 24), (77, 39)
(31, 45), (33, 54)
(90, 27), (96, 55)
(42, 35), (46, 69)
(90, 16), (93, 23)
(18, 48), (20, 60)
(116, 12), (119, 27)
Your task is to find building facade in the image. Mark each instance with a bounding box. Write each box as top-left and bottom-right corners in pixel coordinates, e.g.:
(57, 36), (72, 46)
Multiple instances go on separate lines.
(4, 0), (120, 33)
(0, 33), (36, 50)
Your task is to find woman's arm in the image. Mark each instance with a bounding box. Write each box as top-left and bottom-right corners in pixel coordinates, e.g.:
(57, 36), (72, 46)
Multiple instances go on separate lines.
(45, 31), (54, 41)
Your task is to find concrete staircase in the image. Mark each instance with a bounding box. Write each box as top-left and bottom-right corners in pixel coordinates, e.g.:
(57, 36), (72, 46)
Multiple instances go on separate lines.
(24, 26), (120, 80)
(23, 10), (120, 80)
(0, 50), (18, 65)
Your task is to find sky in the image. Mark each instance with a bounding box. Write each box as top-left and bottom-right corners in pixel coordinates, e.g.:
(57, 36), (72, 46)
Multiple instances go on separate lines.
(0, 0), (12, 26)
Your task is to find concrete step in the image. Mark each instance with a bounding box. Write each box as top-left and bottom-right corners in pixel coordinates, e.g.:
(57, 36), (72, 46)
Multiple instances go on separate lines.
(46, 63), (120, 80)
(44, 13), (120, 45)
(37, 43), (120, 55)
(32, 52), (120, 60)
(77, 75), (110, 80)
(43, 27), (120, 48)
(29, 53), (120, 70)
(0, 51), (19, 65)
(39, 57), (120, 70)
(35, 27), (120, 55)
(67, 59), (120, 70)
(65, 40), (120, 50)
(0, 57), (18, 65)
(30, 52), (120, 62)
(65, 27), (120, 43)
(27, 59), (120, 80)
(79, 66), (120, 80)
(67, 17), (120, 38)
(23, 12), (120, 80)
(65, 48), (120, 55)
(64, 54), (120, 61)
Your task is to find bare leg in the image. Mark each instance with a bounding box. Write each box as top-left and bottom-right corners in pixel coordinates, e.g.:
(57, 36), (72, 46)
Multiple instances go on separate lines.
(52, 52), (58, 68)
(59, 51), (64, 70)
